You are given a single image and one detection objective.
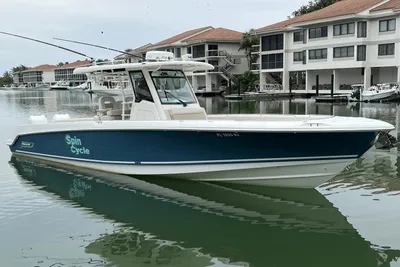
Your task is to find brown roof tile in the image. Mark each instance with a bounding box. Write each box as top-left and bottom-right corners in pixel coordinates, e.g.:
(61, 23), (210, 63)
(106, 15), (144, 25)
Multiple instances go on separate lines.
(128, 43), (153, 55)
(371, 0), (400, 11)
(152, 26), (213, 47)
(23, 64), (57, 72)
(185, 27), (242, 43)
(55, 60), (92, 69)
(255, 0), (384, 33)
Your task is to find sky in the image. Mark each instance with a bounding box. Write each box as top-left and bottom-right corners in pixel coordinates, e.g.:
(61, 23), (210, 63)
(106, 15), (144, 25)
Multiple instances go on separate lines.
(0, 0), (306, 73)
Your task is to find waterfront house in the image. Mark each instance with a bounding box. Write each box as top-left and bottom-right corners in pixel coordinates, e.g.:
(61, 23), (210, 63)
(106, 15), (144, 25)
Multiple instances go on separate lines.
(252, 0), (400, 94)
(54, 60), (91, 86)
(19, 64), (56, 86)
(149, 26), (248, 91)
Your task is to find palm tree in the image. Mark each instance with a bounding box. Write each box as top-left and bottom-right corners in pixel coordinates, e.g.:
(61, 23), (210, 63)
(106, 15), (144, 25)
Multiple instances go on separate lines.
(238, 29), (260, 71)
(11, 64), (28, 74)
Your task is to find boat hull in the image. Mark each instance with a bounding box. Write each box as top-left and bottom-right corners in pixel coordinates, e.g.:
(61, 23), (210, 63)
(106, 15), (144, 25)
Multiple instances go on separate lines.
(8, 129), (378, 188)
(362, 89), (397, 101)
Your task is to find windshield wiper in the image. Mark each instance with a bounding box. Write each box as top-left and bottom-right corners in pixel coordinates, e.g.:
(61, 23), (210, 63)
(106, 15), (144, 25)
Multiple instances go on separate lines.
(164, 90), (187, 107)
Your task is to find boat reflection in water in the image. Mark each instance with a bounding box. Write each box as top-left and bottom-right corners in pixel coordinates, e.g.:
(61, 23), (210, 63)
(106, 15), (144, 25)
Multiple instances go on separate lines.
(9, 156), (400, 267)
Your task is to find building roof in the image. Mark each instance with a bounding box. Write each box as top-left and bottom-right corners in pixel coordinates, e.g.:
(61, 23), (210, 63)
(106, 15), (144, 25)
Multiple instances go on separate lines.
(152, 26), (213, 47)
(23, 64), (57, 72)
(254, 0), (384, 33)
(114, 43), (153, 60)
(55, 60), (92, 69)
(130, 43), (153, 54)
(370, 0), (400, 11)
(184, 27), (242, 43)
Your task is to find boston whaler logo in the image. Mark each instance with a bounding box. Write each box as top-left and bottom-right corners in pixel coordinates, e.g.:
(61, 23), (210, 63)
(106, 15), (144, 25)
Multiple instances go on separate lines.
(20, 141), (34, 148)
(65, 134), (90, 155)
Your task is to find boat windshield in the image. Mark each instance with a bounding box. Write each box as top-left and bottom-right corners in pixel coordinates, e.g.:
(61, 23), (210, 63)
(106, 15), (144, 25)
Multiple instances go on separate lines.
(150, 70), (197, 105)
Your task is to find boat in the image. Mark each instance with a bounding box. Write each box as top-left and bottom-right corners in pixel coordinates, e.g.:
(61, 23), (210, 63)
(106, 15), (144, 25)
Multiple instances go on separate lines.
(68, 82), (88, 92)
(50, 80), (70, 90)
(5, 51), (395, 188)
(361, 83), (398, 102)
(86, 73), (133, 96)
(348, 83), (399, 102)
(24, 82), (51, 91)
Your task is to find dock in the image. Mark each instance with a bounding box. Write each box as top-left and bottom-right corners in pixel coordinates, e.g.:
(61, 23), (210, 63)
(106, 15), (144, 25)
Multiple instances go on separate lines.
(314, 95), (349, 103)
(224, 92), (294, 100)
(194, 89), (225, 97)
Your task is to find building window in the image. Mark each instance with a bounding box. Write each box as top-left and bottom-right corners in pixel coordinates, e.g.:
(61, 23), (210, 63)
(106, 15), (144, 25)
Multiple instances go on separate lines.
(187, 47), (192, 54)
(357, 21), (367, 38)
(333, 23), (355, 36)
(175, 48), (181, 58)
(261, 53), (283, 69)
(309, 26), (328, 39)
(293, 31), (303, 42)
(379, 19), (396, 32)
(192, 44), (205, 58)
(261, 34), (284, 51)
(357, 45), (366, 61)
(333, 46), (354, 58)
(378, 43), (395, 56)
(293, 51), (303, 62)
(308, 48), (327, 60)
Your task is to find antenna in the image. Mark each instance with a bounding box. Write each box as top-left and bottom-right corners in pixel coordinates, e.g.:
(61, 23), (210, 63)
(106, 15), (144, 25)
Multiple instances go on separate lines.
(0, 31), (95, 61)
(101, 31), (114, 64)
(53, 37), (145, 60)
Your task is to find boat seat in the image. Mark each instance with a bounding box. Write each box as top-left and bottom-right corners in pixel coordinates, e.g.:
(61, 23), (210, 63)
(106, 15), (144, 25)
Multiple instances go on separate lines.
(97, 96), (118, 115)
(168, 107), (207, 120)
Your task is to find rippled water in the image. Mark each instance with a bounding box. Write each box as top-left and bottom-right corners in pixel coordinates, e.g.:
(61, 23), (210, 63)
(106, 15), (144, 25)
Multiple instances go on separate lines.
(1, 90), (400, 267)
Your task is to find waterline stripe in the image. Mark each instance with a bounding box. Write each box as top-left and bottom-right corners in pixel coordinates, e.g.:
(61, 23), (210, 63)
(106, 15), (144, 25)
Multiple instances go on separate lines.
(14, 150), (359, 165)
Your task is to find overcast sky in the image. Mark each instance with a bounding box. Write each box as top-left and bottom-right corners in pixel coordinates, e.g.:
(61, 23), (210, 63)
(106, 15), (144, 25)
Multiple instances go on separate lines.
(0, 0), (305, 73)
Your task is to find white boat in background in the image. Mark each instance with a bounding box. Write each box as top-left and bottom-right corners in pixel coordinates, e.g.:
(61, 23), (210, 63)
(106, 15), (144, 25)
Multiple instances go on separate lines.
(24, 82), (51, 91)
(68, 82), (88, 92)
(361, 83), (398, 102)
(86, 75), (133, 96)
(50, 80), (69, 90)
(6, 51), (395, 189)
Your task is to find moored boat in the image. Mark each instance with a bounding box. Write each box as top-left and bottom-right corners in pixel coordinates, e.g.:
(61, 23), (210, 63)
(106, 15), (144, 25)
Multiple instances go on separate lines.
(5, 51), (395, 188)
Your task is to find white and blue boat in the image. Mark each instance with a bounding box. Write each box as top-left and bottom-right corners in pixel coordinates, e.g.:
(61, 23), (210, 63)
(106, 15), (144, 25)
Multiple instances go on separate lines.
(6, 51), (395, 188)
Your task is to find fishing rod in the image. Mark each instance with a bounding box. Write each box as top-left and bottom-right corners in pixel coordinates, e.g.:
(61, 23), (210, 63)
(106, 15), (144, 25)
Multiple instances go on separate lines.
(53, 37), (145, 60)
(0, 31), (95, 61)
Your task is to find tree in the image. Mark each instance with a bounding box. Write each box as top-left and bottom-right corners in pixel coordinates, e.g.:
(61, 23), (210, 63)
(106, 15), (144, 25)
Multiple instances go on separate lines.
(238, 29), (260, 71)
(11, 64), (27, 74)
(125, 48), (134, 52)
(57, 62), (65, 66)
(292, 0), (341, 16)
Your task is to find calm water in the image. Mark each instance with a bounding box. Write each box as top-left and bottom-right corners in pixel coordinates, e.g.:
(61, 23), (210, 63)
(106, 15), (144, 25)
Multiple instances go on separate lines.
(1, 90), (400, 267)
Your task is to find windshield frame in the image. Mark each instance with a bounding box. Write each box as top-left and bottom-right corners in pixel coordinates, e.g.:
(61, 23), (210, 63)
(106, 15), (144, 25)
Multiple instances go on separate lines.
(149, 69), (197, 105)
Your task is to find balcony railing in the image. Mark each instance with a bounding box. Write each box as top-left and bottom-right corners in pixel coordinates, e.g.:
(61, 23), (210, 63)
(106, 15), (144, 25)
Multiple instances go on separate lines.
(251, 64), (260, 71)
(251, 45), (260, 54)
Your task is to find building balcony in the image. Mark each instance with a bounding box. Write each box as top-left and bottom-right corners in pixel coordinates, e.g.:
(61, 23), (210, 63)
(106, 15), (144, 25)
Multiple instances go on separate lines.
(251, 45), (260, 54)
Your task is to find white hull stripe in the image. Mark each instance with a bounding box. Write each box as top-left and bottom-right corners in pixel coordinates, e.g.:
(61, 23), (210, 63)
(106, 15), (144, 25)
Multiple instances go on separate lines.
(14, 150), (359, 165)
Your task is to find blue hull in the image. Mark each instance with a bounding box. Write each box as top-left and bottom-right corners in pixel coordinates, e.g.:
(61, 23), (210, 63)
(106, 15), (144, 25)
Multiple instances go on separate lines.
(9, 130), (377, 165)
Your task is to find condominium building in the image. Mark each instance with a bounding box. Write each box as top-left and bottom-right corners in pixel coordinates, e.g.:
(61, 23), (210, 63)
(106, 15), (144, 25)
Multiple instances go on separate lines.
(54, 60), (92, 86)
(19, 64), (56, 85)
(117, 26), (248, 91)
(252, 0), (400, 94)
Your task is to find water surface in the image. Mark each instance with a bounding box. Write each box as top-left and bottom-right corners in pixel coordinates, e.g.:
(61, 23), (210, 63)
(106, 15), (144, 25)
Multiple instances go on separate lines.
(1, 90), (400, 267)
